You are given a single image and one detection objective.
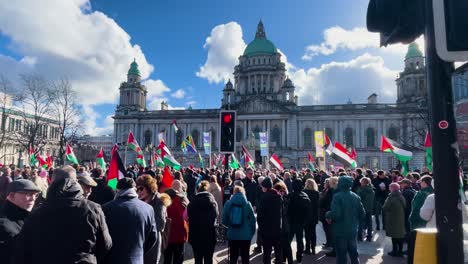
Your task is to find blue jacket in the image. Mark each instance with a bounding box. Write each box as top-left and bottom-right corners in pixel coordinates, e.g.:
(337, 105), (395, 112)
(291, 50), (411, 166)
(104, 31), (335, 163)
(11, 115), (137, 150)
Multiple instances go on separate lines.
(103, 194), (157, 264)
(326, 176), (365, 239)
(222, 192), (256, 241)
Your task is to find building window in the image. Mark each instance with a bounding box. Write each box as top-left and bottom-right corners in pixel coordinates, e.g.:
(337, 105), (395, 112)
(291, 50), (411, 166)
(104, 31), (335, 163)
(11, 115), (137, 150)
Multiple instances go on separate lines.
(271, 125), (281, 147)
(388, 127), (399, 141)
(366, 127), (375, 147)
(191, 129), (200, 147)
(303, 128), (312, 148)
(144, 129), (152, 147)
(345, 127), (353, 147)
(236, 126), (243, 142)
(176, 129), (184, 147)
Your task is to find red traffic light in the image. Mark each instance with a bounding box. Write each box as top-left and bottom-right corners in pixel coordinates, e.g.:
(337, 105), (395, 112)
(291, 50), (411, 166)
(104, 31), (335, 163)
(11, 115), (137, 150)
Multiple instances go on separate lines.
(223, 114), (232, 123)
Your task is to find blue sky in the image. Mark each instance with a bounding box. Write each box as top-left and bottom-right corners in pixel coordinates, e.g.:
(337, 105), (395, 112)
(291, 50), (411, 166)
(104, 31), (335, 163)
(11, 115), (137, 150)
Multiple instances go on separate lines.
(0, 0), (423, 135)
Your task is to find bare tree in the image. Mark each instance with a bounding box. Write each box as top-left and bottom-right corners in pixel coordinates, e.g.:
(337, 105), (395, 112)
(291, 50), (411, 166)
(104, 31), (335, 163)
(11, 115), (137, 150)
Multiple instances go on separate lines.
(51, 77), (82, 165)
(14, 73), (55, 154)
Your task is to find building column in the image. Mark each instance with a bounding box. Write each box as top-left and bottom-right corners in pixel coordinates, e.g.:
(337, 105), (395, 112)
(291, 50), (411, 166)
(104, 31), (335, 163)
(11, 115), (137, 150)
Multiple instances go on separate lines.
(244, 120), (247, 141)
(282, 120), (286, 147)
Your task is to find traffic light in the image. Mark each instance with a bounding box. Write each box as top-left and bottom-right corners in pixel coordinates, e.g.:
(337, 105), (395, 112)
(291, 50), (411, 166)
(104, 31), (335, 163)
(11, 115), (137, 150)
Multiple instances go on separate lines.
(366, 0), (424, 46)
(219, 110), (236, 153)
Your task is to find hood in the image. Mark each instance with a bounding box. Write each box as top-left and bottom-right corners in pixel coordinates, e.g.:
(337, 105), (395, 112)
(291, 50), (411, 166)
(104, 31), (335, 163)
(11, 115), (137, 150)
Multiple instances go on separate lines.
(46, 178), (83, 201)
(337, 176), (353, 191)
(230, 192), (248, 205)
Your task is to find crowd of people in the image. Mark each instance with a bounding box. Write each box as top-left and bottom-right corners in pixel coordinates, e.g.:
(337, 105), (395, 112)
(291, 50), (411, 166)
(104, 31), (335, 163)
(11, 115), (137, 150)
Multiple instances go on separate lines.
(0, 162), (451, 264)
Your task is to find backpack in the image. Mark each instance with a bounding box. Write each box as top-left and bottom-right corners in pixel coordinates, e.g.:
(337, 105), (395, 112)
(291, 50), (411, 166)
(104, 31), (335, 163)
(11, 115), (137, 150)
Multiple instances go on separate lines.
(229, 203), (243, 227)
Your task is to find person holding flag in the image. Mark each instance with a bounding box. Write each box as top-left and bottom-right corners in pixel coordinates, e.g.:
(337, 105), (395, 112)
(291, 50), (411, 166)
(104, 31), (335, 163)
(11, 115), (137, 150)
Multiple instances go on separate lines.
(96, 148), (106, 169)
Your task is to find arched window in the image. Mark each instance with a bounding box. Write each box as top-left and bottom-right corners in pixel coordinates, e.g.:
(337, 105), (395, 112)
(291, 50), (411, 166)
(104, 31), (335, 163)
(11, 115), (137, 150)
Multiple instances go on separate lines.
(191, 129), (200, 147)
(388, 127), (398, 141)
(325, 128), (333, 140)
(366, 127), (375, 147)
(345, 127), (353, 147)
(271, 125), (281, 147)
(303, 128), (313, 148)
(144, 129), (152, 147)
(236, 126), (243, 142)
(176, 129), (184, 147)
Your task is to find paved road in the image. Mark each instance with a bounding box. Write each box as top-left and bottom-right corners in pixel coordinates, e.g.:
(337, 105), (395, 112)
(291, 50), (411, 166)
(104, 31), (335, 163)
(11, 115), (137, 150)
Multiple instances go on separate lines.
(181, 223), (407, 264)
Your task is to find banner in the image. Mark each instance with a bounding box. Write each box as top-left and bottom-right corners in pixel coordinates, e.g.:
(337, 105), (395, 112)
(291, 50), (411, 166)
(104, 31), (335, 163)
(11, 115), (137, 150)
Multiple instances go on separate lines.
(314, 131), (325, 158)
(203, 132), (211, 156)
(259, 132), (269, 156)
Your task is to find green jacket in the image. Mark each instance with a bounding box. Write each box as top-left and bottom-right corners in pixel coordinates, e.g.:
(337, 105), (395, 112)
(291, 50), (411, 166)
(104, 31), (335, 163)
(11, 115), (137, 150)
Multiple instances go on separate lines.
(409, 186), (434, 230)
(357, 185), (375, 214)
(383, 191), (406, 238)
(325, 176), (365, 239)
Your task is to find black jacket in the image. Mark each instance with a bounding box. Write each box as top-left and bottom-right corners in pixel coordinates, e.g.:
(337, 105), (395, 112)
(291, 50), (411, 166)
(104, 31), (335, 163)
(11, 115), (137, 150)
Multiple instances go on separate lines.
(352, 174), (364, 193)
(0, 200), (29, 263)
(185, 173), (199, 201)
(187, 191), (218, 246)
(303, 189), (320, 224)
(242, 177), (258, 207)
(12, 178), (112, 264)
(319, 188), (334, 221)
(257, 189), (283, 240)
(402, 186), (416, 217)
(89, 178), (115, 205)
(287, 191), (311, 228)
(372, 176), (391, 201)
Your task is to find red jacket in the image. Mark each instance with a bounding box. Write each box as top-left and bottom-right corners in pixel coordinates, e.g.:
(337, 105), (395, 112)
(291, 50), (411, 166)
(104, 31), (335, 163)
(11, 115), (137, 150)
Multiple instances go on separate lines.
(166, 195), (188, 244)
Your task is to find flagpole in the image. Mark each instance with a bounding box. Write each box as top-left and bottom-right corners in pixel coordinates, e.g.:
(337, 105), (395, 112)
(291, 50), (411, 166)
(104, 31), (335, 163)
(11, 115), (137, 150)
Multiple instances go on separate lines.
(323, 128), (326, 171)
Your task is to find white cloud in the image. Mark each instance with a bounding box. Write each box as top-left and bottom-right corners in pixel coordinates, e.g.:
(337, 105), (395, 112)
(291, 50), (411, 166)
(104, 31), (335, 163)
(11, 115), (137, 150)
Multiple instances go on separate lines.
(81, 105), (113, 136)
(290, 53), (398, 105)
(0, 0), (154, 105)
(302, 26), (424, 60)
(171, 89), (186, 99)
(196, 22), (246, 84)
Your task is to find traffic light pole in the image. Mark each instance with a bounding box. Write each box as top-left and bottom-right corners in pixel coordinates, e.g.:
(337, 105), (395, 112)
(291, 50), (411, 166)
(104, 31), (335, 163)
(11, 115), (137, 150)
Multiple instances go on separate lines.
(424, 0), (464, 263)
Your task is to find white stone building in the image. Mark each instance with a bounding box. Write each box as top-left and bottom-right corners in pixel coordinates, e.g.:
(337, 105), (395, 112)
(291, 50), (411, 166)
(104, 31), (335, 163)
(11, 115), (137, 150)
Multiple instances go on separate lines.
(114, 22), (428, 171)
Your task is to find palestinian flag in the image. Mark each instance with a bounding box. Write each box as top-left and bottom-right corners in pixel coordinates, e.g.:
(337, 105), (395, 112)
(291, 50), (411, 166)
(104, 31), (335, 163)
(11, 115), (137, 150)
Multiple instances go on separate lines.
(380, 136), (413, 162)
(158, 132), (165, 143)
(127, 132), (143, 154)
(66, 143), (79, 165)
(242, 145), (255, 169)
(29, 144), (38, 166)
(37, 154), (48, 169)
(424, 131), (433, 171)
(154, 152), (165, 168)
(324, 134), (333, 155)
(307, 152), (316, 171)
(157, 141), (181, 170)
(229, 154), (240, 169)
(198, 153), (204, 168)
(184, 135), (197, 153)
(136, 153), (146, 167)
(350, 149), (357, 160)
(161, 166), (174, 188)
(270, 153), (284, 170)
(107, 144), (126, 189)
(172, 120), (179, 133)
(46, 154), (53, 168)
(96, 148), (106, 169)
(330, 142), (357, 168)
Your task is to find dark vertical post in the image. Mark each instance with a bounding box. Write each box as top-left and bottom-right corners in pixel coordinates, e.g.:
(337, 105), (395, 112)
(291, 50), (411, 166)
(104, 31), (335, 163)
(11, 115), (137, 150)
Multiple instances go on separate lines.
(424, 0), (464, 263)
(224, 153), (230, 171)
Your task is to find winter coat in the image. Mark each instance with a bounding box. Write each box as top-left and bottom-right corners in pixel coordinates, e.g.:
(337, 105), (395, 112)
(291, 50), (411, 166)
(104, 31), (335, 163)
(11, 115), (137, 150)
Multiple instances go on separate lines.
(420, 194), (436, 228)
(287, 190), (311, 229)
(144, 193), (168, 264)
(409, 186), (434, 230)
(401, 186), (416, 218)
(372, 176), (391, 201)
(103, 190), (157, 264)
(257, 189), (283, 240)
(185, 173), (199, 201)
(325, 176), (365, 239)
(242, 177), (258, 207)
(209, 182), (223, 223)
(303, 189), (320, 225)
(89, 178), (116, 205)
(319, 188), (334, 222)
(352, 174), (364, 193)
(357, 184), (375, 214)
(166, 190), (189, 244)
(12, 178), (112, 264)
(284, 178), (293, 193)
(383, 191), (406, 238)
(0, 200), (30, 263)
(221, 192), (256, 241)
(187, 191), (218, 246)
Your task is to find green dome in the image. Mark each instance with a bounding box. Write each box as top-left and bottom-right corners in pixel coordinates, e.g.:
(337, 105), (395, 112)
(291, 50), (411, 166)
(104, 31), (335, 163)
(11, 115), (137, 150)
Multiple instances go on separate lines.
(243, 38), (277, 56)
(243, 20), (277, 57)
(405, 43), (423, 59)
(128, 59), (141, 76)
